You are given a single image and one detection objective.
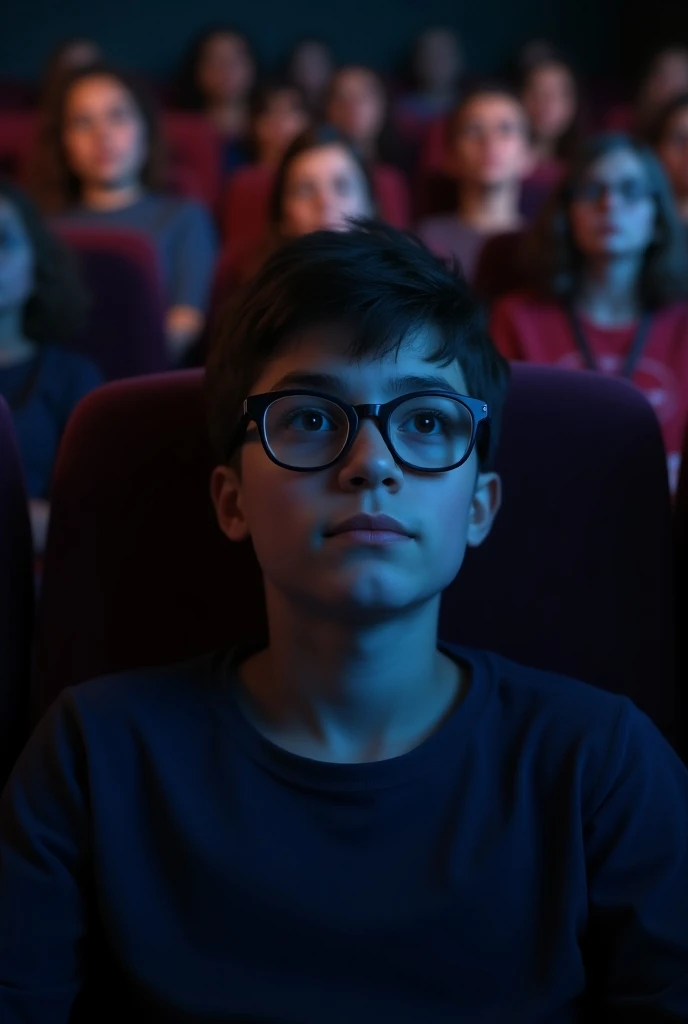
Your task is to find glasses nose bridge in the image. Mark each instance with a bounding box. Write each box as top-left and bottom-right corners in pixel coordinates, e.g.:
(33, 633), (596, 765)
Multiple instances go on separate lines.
(346, 401), (396, 459)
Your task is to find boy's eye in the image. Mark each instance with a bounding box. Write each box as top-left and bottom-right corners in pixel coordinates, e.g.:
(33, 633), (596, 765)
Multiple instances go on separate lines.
(282, 408), (339, 432)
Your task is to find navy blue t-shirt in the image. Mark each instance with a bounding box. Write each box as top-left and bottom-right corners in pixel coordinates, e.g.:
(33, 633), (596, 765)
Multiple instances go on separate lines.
(0, 345), (103, 498)
(1, 644), (687, 1023)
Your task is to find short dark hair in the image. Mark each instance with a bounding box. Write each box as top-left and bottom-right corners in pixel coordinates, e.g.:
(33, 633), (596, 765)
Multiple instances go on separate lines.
(268, 124), (375, 228)
(647, 91), (688, 147)
(0, 179), (88, 342)
(524, 132), (688, 309)
(29, 64), (166, 214)
(206, 221), (509, 471)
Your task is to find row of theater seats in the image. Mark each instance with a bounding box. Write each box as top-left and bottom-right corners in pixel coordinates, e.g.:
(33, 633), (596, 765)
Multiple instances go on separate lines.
(2, 363), (686, 788)
(45, 224), (529, 383)
(0, 110), (413, 233)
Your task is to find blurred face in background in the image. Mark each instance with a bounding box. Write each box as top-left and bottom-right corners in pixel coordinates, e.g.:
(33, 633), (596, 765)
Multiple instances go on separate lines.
(414, 28), (462, 95)
(197, 32), (255, 104)
(63, 74), (148, 192)
(290, 41), (333, 104)
(569, 148), (657, 261)
(642, 48), (688, 113)
(521, 62), (577, 144)
(327, 68), (386, 149)
(657, 106), (688, 200)
(0, 198), (33, 318)
(254, 88), (310, 166)
(280, 143), (374, 236)
(449, 94), (530, 187)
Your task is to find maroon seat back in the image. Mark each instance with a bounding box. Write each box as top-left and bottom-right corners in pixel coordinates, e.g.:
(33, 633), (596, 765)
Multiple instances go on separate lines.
(55, 226), (168, 380)
(370, 164), (411, 229)
(473, 230), (532, 306)
(0, 398), (34, 784)
(0, 111), (36, 182)
(221, 165), (274, 247)
(163, 113), (222, 210)
(35, 366), (678, 746)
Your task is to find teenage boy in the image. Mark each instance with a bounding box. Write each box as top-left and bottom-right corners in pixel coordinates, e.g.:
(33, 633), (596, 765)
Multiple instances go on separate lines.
(1, 224), (687, 1022)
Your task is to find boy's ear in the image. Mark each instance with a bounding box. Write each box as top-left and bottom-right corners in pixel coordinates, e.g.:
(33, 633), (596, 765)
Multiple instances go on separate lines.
(211, 465), (251, 542)
(466, 471), (502, 548)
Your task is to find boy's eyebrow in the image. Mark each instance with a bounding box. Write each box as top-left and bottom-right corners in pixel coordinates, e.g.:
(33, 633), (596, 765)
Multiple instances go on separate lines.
(267, 371), (461, 396)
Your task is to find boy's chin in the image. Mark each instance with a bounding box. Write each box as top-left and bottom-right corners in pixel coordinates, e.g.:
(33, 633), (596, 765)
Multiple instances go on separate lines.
(306, 570), (444, 624)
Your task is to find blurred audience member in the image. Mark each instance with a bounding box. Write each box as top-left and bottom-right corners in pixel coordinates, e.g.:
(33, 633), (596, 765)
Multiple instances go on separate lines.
(0, 180), (101, 552)
(173, 26), (257, 173)
(216, 126), (375, 297)
(273, 126), (375, 237)
(491, 134), (688, 489)
(396, 27), (463, 127)
(31, 66), (217, 362)
(249, 81), (310, 169)
(286, 38), (334, 116)
(651, 93), (688, 223)
(39, 37), (102, 104)
(417, 86), (530, 280)
(520, 57), (581, 167)
(326, 65), (407, 170)
(636, 46), (688, 139)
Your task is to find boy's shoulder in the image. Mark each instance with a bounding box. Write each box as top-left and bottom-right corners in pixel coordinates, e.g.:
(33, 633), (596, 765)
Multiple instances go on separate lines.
(58, 652), (226, 731)
(450, 642), (640, 746)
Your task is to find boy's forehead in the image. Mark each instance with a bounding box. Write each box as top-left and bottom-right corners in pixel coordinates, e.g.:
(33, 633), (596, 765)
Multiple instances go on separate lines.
(250, 322), (468, 395)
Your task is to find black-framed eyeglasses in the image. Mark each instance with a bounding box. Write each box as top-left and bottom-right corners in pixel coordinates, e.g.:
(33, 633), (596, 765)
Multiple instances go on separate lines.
(226, 389), (490, 473)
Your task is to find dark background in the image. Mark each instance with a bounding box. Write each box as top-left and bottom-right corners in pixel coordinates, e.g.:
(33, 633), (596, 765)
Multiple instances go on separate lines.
(2, 0), (688, 87)
(0, 0), (638, 82)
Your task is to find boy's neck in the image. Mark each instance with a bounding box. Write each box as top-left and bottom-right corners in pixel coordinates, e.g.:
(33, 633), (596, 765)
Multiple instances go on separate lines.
(235, 589), (465, 763)
(456, 181), (522, 233)
(81, 182), (145, 211)
(575, 254), (643, 326)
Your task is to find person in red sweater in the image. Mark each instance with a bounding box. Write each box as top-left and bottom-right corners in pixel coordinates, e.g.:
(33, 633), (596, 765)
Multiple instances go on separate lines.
(491, 133), (688, 490)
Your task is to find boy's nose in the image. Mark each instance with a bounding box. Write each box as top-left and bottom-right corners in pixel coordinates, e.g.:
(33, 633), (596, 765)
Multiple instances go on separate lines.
(336, 420), (403, 492)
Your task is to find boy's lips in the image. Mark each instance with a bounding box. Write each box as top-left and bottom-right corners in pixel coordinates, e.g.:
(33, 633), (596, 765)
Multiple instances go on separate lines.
(324, 513), (414, 538)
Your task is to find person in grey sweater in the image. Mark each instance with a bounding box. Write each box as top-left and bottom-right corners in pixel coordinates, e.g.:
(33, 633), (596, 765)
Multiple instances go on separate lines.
(32, 65), (217, 362)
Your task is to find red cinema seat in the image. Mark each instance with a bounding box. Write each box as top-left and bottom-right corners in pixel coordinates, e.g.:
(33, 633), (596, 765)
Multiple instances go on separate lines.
(35, 366), (678, 753)
(55, 225), (168, 380)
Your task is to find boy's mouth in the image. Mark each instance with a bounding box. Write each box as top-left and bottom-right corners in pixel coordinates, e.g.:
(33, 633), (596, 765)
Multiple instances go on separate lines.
(324, 513), (414, 539)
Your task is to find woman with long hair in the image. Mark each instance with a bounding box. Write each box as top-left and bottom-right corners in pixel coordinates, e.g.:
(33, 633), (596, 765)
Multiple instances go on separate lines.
(31, 65), (217, 361)
(491, 133), (688, 488)
(173, 25), (257, 173)
(214, 126), (376, 303)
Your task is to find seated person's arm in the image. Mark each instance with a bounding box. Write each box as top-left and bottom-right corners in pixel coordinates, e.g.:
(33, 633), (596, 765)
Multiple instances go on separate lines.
(0, 698), (89, 1021)
(29, 498), (50, 556)
(165, 305), (206, 363)
(167, 201), (218, 363)
(583, 703), (688, 1019)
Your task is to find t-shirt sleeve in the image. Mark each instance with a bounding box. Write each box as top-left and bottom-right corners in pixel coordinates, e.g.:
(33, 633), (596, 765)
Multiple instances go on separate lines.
(0, 695), (90, 1022)
(168, 200), (218, 312)
(583, 701), (688, 1018)
(489, 297), (527, 360)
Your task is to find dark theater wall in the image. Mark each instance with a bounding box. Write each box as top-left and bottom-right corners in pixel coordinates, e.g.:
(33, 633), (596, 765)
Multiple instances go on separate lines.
(2, 0), (622, 82)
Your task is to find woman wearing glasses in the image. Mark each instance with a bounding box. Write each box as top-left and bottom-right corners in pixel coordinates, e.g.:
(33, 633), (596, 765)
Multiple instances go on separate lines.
(490, 133), (688, 490)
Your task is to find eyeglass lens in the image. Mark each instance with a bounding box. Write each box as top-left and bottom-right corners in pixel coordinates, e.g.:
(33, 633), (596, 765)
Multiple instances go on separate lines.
(262, 394), (474, 470)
